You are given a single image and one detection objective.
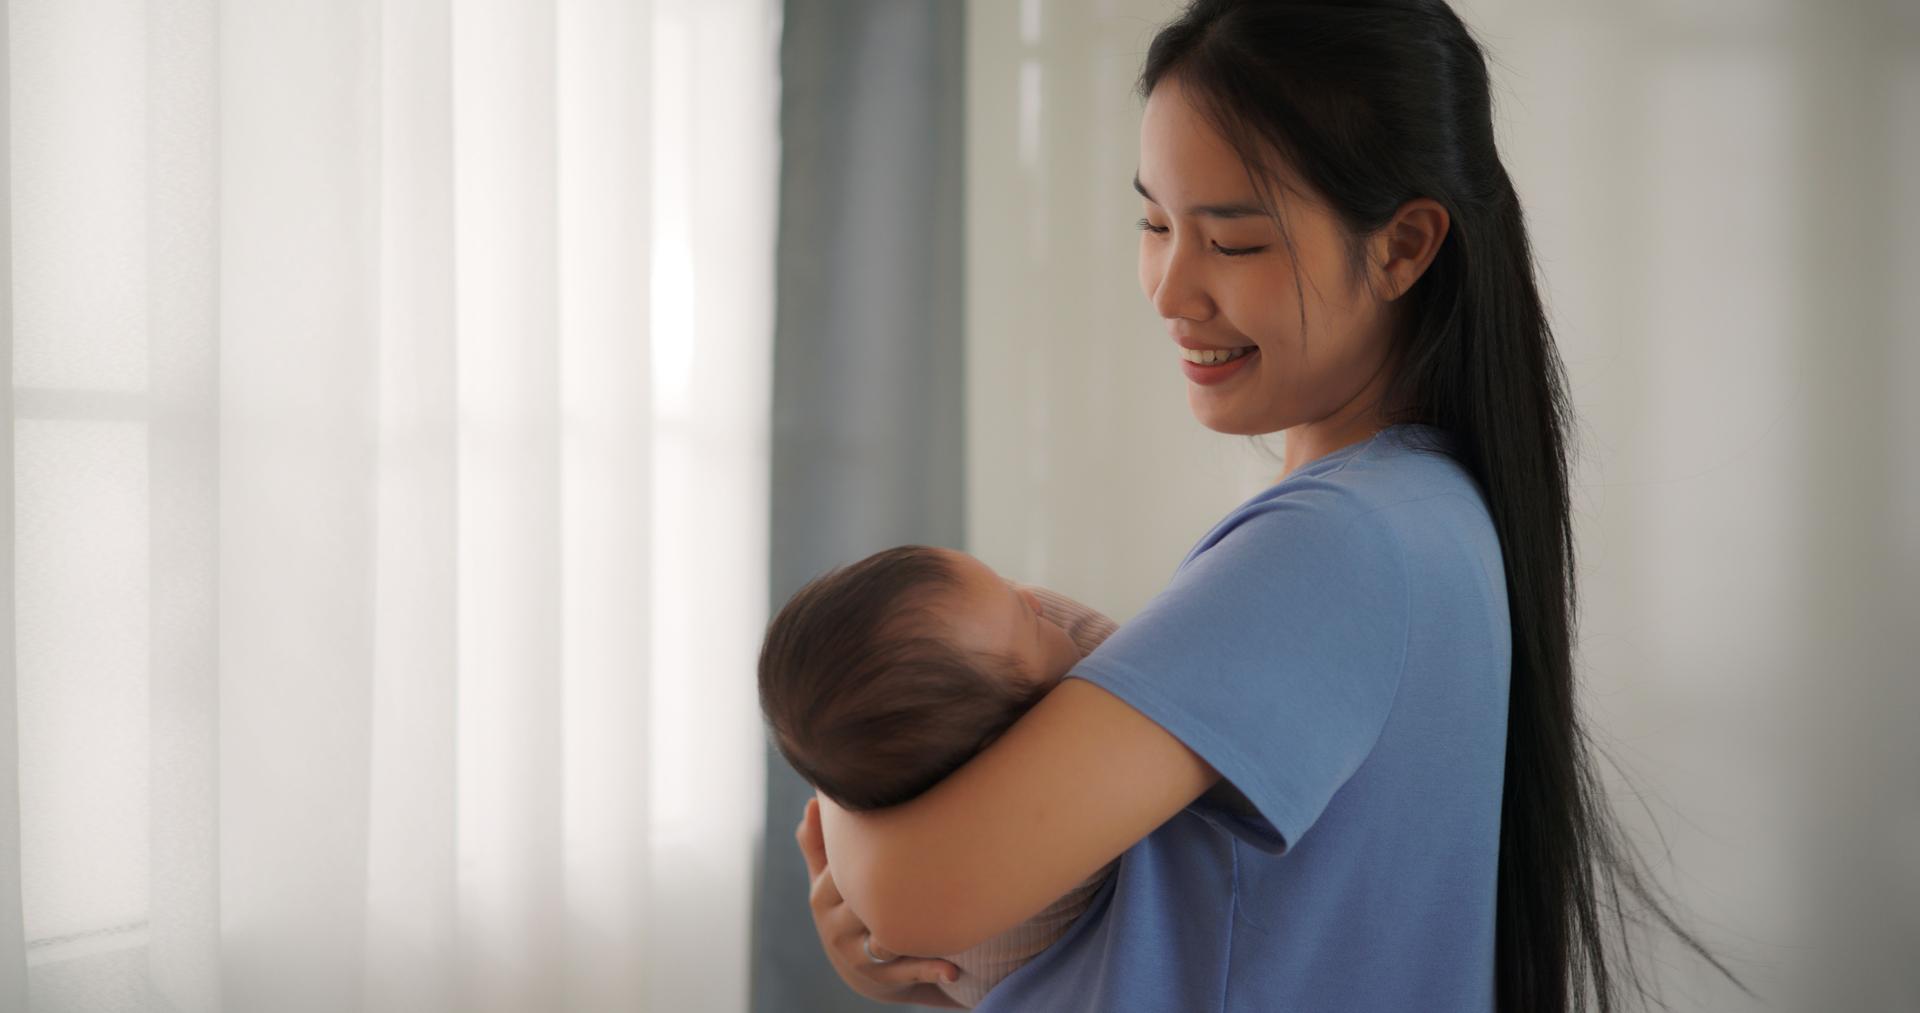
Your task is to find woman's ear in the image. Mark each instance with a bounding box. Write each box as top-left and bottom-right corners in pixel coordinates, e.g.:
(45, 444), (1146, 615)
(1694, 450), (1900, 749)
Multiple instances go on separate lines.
(1374, 198), (1449, 301)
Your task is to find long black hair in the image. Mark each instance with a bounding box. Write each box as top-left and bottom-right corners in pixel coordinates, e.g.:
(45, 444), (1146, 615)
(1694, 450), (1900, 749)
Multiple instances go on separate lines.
(1139, 2), (1755, 1010)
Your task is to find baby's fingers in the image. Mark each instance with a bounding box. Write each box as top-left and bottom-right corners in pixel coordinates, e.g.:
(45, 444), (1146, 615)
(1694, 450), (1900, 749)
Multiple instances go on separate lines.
(859, 953), (961, 990)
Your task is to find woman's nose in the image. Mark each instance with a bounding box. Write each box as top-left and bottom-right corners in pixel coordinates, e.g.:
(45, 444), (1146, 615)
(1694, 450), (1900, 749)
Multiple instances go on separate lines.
(1146, 240), (1213, 323)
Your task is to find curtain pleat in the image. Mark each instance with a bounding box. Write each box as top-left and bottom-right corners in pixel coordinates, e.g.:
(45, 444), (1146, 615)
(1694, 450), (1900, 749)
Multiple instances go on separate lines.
(448, 2), (567, 1010)
(147, 1), (221, 1010)
(553, 1), (653, 1011)
(364, 0), (457, 1011)
(219, 0), (382, 1008)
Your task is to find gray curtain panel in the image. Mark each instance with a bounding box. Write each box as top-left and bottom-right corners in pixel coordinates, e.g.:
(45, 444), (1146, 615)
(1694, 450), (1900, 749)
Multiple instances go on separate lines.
(749, 2), (967, 1012)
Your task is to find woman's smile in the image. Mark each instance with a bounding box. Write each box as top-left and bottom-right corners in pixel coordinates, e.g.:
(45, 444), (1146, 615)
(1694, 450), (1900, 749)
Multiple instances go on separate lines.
(1178, 345), (1258, 386)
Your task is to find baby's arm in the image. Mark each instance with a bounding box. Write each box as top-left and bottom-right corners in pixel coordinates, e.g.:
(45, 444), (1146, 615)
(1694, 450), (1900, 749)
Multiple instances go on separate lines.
(1009, 582), (1117, 656)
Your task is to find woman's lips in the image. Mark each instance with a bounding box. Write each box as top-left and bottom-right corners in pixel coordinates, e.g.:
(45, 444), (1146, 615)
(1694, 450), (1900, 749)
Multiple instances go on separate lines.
(1180, 348), (1257, 386)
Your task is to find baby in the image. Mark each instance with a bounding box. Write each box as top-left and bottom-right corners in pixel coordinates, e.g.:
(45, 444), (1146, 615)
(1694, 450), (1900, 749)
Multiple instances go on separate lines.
(757, 543), (1122, 1007)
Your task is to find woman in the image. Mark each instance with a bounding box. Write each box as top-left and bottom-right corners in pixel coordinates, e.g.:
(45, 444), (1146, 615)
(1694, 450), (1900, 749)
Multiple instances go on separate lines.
(795, 1), (1752, 1009)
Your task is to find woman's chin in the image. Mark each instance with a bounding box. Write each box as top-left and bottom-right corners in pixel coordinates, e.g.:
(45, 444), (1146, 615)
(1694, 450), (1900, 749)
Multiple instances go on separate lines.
(1187, 396), (1263, 436)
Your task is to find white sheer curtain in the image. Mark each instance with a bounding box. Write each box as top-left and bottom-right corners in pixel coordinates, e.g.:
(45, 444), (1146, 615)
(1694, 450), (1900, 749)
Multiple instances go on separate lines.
(2, 0), (776, 1011)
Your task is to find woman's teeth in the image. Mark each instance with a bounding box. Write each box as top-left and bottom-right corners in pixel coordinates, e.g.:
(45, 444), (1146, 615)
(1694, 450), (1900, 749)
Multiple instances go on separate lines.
(1180, 346), (1254, 366)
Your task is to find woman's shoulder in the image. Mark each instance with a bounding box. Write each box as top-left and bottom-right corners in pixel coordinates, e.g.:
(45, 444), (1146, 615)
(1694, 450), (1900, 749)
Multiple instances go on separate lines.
(1273, 424), (1479, 509)
(1167, 425), (1500, 618)
(1202, 425), (1491, 553)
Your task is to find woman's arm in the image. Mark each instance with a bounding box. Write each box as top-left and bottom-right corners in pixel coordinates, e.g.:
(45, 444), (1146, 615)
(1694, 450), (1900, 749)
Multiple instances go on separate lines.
(818, 676), (1221, 957)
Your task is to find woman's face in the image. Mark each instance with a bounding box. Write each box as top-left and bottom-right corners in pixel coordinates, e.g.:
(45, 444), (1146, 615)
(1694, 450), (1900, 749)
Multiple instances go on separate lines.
(1135, 74), (1407, 443)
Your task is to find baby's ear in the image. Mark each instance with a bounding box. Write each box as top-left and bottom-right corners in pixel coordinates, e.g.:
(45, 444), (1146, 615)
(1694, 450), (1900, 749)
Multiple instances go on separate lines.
(1018, 587), (1045, 617)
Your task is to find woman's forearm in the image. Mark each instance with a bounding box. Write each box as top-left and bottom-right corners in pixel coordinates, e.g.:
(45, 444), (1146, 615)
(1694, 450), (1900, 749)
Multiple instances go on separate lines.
(816, 791), (980, 956)
(817, 678), (1220, 956)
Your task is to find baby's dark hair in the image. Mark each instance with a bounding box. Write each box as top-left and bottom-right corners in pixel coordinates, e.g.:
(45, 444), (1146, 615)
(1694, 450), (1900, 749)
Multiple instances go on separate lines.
(758, 545), (1051, 812)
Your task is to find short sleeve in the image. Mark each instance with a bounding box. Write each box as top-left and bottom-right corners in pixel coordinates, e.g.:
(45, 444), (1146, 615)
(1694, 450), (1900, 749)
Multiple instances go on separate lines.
(1063, 494), (1410, 854)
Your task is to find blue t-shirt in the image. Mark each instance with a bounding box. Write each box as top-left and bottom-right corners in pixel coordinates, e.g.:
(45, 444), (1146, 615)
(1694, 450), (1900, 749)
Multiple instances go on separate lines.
(974, 423), (1510, 1012)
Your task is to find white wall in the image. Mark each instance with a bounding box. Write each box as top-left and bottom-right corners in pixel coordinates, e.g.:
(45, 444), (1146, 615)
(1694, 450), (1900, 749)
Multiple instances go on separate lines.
(966, 2), (1920, 1010)
(965, 0), (1285, 619)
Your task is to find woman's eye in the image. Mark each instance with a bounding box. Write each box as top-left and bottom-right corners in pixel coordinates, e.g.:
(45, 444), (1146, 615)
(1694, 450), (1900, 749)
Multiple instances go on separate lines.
(1136, 218), (1266, 257)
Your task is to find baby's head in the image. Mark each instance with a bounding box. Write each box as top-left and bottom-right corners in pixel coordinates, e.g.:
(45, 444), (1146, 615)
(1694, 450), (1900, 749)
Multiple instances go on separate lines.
(758, 545), (1080, 812)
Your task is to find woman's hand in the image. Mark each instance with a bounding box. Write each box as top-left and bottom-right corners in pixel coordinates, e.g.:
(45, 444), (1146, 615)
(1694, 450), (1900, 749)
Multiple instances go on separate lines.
(795, 795), (966, 1008)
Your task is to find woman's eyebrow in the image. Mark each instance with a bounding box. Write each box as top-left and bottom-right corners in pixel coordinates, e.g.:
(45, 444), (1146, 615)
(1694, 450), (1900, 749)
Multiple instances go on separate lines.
(1133, 172), (1266, 219)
